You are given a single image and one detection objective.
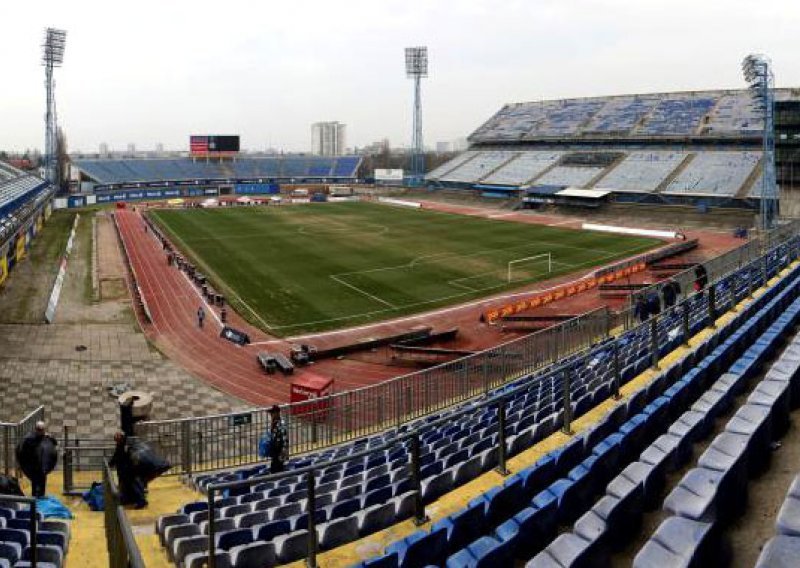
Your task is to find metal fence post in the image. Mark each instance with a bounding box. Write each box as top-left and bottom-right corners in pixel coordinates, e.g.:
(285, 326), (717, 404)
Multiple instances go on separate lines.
(561, 369), (572, 435)
(650, 314), (660, 370)
(495, 399), (510, 476)
(181, 421), (192, 475)
(763, 255), (769, 287)
(410, 434), (428, 525)
(3, 428), (10, 476)
(207, 488), (216, 568)
(612, 339), (621, 400)
(30, 499), (37, 568)
(682, 301), (691, 346)
(306, 472), (318, 568)
(707, 286), (717, 329)
(483, 357), (489, 395)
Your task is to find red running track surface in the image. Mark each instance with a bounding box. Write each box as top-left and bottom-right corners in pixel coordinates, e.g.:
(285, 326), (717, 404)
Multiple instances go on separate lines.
(116, 208), (294, 406)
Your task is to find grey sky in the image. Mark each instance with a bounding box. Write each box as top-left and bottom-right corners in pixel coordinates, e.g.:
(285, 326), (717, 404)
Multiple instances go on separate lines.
(1, 0), (797, 153)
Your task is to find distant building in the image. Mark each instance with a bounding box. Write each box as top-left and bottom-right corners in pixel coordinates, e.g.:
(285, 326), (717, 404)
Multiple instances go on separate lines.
(436, 141), (452, 153)
(99, 142), (109, 157)
(156, 143), (164, 154)
(311, 122), (346, 156)
(127, 143), (136, 154)
(453, 137), (469, 152)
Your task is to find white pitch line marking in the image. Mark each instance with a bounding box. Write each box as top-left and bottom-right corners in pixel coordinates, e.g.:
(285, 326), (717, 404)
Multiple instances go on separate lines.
(329, 274), (397, 308)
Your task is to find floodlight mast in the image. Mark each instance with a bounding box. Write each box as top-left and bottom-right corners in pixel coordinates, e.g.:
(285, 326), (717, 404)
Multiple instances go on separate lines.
(405, 46), (428, 186)
(42, 28), (67, 186)
(742, 54), (777, 232)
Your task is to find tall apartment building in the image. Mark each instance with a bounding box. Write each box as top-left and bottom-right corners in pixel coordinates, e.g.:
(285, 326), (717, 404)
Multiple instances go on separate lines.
(311, 122), (346, 156)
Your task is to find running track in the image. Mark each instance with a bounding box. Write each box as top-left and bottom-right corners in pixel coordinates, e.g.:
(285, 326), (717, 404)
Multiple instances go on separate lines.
(116, 208), (293, 406)
(116, 204), (740, 407)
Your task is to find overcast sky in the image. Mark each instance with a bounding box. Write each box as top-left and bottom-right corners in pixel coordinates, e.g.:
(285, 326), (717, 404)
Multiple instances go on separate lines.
(0, 0), (797, 153)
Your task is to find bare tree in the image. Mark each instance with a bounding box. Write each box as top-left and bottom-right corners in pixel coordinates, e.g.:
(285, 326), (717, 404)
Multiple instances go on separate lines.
(56, 127), (69, 192)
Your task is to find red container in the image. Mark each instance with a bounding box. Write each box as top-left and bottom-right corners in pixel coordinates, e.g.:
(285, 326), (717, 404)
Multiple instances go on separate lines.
(290, 373), (334, 420)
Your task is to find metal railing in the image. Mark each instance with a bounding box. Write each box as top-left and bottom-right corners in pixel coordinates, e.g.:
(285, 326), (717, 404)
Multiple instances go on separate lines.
(631, 219), (800, 309)
(103, 462), (146, 568)
(62, 428), (115, 495)
(0, 494), (39, 567)
(139, 307), (612, 475)
(139, 221), (800, 476)
(200, 245), (796, 568)
(0, 406), (45, 477)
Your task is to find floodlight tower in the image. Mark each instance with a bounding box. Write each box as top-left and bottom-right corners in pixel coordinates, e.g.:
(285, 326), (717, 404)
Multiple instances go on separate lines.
(405, 46), (428, 186)
(42, 28), (67, 186)
(742, 54), (777, 232)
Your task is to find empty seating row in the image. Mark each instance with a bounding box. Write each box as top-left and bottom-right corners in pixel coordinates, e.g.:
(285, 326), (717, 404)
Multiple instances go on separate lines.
(635, 296), (800, 566)
(358, 254), (799, 567)
(161, 239), (794, 567)
(469, 90), (777, 144)
(74, 156), (362, 185)
(0, 502), (70, 568)
(527, 260), (800, 567)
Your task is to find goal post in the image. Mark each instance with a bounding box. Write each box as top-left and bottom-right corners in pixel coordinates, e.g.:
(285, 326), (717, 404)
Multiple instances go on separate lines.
(507, 252), (552, 283)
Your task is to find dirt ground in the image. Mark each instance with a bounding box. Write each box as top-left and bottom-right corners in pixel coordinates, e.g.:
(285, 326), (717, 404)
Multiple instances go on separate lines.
(56, 210), (132, 324)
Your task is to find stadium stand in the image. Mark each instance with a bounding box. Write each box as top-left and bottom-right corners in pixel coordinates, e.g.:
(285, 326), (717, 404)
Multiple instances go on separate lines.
(354, 242), (799, 567)
(0, 501), (70, 568)
(0, 163), (50, 243)
(534, 166), (606, 189)
(582, 96), (660, 135)
(635, 95), (717, 136)
(481, 152), (562, 186)
(425, 151), (479, 181)
(439, 151), (515, 183)
(593, 151), (688, 193)
(663, 151), (762, 197)
(72, 156), (362, 186)
(429, 88), (799, 204)
(470, 89), (785, 143)
(150, 234), (797, 567)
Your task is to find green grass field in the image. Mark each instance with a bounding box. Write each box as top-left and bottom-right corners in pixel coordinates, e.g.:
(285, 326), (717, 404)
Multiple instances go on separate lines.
(150, 202), (660, 336)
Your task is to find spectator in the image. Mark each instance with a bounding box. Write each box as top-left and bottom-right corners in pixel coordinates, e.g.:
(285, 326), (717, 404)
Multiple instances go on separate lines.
(109, 432), (147, 509)
(220, 307), (227, 324)
(197, 306), (205, 329)
(646, 292), (661, 317)
(694, 265), (708, 291)
(662, 281), (678, 308)
(633, 295), (648, 323)
(267, 405), (289, 473)
(16, 421), (57, 497)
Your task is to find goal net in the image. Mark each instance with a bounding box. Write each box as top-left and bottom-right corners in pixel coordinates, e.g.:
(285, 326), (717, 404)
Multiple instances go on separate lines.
(507, 253), (552, 283)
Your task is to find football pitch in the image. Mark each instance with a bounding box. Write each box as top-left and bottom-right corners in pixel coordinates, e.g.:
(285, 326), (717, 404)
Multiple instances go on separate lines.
(149, 202), (660, 335)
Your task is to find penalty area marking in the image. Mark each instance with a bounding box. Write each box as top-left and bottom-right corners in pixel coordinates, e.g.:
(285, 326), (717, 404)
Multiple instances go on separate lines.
(275, 244), (651, 334)
(328, 274), (397, 308)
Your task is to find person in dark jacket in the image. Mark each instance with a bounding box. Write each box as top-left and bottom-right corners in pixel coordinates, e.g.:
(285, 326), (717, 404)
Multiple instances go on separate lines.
(109, 432), (147, 509)
(268, 405), (289, 473)
(662, 281), (678, 309)
(633, 295), (649, 323)
(16, 421), (57, 497)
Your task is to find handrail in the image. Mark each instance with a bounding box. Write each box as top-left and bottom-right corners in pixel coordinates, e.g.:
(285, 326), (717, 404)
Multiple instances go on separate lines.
(103, 461), (146, 568)
(0, 405), (45, 477)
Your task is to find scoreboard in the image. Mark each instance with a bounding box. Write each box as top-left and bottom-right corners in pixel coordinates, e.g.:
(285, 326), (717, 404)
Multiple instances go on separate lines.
(190, 135), (240, 156)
